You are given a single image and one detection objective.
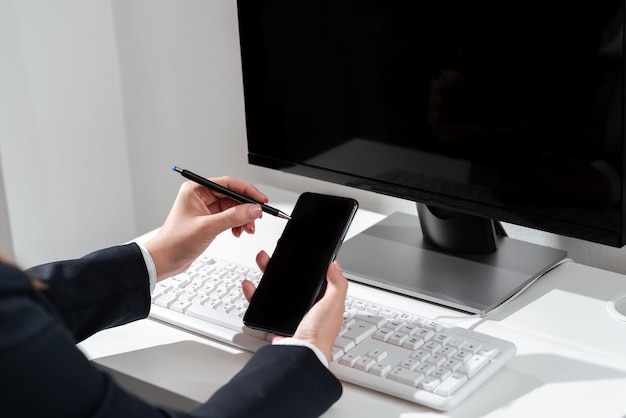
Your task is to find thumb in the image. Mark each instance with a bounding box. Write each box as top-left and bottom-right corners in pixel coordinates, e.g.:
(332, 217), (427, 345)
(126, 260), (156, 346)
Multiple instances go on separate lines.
(327, 261), (348, 293)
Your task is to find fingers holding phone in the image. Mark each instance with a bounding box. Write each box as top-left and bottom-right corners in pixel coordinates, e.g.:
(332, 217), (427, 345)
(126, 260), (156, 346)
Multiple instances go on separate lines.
(241, 250), (270, 303)
(243, 193), (358, 336)
(241, 259), (349, 362)
(291, 261), (348, 361)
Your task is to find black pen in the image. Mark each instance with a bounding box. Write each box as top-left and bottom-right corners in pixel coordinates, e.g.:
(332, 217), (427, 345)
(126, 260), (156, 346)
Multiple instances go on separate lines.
(172, 166), (291, 220)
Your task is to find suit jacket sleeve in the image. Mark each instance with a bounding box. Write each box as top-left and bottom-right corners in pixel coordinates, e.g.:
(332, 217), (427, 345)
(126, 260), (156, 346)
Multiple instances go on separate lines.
(26, 242), (151, 343)
(195, 344), (342, 418)
(1, 245), (342, 417)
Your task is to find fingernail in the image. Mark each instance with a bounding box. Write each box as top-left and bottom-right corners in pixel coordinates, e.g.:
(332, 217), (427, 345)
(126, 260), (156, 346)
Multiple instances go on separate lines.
(248, 204), (262, 219)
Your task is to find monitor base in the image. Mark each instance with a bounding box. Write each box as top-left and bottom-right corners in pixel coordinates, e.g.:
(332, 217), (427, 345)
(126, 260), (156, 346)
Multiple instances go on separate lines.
(340, 212), (567, 314)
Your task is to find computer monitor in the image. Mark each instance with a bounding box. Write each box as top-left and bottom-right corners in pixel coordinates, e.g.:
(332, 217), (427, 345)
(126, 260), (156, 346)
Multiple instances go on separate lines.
(236, 0), (625, 313)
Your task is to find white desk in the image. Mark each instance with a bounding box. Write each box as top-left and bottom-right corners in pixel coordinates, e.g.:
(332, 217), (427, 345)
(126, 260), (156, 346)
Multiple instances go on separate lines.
(78, 186), (626, 417)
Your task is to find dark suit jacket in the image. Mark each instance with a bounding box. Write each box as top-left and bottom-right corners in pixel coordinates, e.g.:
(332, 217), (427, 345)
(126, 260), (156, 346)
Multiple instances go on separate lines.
(0, 243), (342, 417)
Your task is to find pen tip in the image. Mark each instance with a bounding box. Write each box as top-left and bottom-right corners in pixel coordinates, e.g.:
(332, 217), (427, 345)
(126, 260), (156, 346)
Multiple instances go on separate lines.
(172, 166), (181, 172)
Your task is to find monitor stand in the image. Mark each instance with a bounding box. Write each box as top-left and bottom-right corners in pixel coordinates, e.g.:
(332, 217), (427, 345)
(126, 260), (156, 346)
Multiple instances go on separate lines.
(338, 210), (567, 314)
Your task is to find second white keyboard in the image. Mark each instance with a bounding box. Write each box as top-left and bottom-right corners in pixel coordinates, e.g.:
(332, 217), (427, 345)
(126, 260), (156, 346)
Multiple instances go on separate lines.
(150, 254), (517, 411)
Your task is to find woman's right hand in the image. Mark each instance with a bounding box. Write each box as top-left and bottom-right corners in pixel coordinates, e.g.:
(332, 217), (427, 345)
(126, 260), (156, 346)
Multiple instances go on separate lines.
(242, 250), (348, 363)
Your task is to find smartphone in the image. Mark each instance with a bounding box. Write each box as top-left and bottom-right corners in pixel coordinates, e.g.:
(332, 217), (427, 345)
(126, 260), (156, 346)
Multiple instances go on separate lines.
(243, 192), (359, 336)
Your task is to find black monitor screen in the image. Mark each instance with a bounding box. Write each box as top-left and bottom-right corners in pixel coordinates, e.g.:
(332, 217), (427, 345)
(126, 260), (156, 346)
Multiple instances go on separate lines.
(238, 0), (625, 248)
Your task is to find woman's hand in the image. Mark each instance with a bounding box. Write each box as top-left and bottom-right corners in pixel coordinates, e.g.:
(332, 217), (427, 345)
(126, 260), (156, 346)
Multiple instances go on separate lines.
(242, 250), (348, 363)
(145, 177), (267, 281)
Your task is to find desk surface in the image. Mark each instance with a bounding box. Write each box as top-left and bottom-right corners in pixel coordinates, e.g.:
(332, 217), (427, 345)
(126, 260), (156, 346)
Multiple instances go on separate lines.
(79, 185), (626, 417)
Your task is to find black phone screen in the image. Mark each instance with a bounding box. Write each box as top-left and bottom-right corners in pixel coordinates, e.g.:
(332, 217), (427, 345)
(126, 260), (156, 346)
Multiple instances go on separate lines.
(243, 192), (358, 336)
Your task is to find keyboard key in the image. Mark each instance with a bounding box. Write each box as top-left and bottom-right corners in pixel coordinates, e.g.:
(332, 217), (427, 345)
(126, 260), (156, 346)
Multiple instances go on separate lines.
(400, 358), (420, 370)
(355, 314), (387, 327)
(479, 347), (500, 359)
(442, 359), (462, 372)
(434, 373), (468, 397)
(331, 348), (344, 362)
(365, 304), (382, 314)
(452, 350), (473, 363)
(154, 292), (178, 308)
(411, 349), (431, 362)
(398, 325), (418, 335)
(351, 300), (367, 310)
(418, 376), (440, 392)
(369, 362), (392, 377)
(367, 349), (389, 362)
(463, 342), (483, 354)
(427, 354), (447, 368)
(438, 346), (457, 359)
(379, 308), (397, 318)
(414, 328), (435, 342)
(354, 357), (376, 372)
(372, 328), (393, 342)
(431, 367), (452, 382)
(397, 312), (413, 322)
(425, 321), (444, 332)
(388, 333), (409, 346)
(171, 300), (191, 313)
(342, 322), (377, 344)
(458, 354), (490, 378)
(402, 336), (424, 350)
(423, 341), (442, 353)
(415, 363), (435, 375)
(384, 320), (405, 331)
(339, 353), (361, 367)
(433, 333), (453, 345)
(388, 367), (425, 387)
(333, 336), (356, 352)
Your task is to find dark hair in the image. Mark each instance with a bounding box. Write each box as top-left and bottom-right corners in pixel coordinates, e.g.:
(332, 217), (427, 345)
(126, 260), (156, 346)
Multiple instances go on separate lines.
(0, 255), (48, 290)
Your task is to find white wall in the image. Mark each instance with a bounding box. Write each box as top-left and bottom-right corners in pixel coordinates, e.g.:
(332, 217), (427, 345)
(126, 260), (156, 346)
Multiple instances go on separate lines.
(1, 0), (625, 275)
(0, 0), (135, 267)
(109, 0), (260, 234)
(0, 153), (13, 259)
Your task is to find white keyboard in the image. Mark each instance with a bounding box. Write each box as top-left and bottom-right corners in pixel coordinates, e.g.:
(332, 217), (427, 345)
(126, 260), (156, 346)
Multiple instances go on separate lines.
(150, 254), (517, 411)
